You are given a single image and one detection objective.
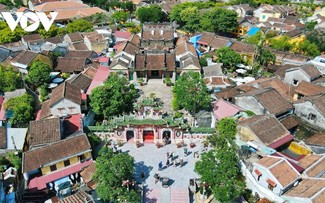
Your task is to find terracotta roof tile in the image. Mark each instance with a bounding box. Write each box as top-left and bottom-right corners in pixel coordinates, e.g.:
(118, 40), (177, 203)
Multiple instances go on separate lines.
(135, 54), (145, 70)
(57, 191), (94, 203)
(166, 53), (176, 71)
(52, 7), (107, 21)
(238, 115), (290, 146)
(80, 161), (96, 186)
(146, 53), (165, 70)
(128, 34), (140, 46)
(313, 190), (325, 203)
(66, 33), (84, 43)
(83, 64), (98, 79)
(269, 159), (299, 187)
(12, 50), (38, 65)
(197, 32), (215, 45)
(71, 42), (89, 51)
(44, 36), (63, 44)
(300, 65), (322, 80)
(239, 88), (293, 116)
(35, 1), (89, 12)
(295, 81), (325, 96)
(49, 82), (81, 107)
(256, 156), (281, 168)
(29, 117), (61, 148)
(280, 115), (299, 130)
(66, 50), (96, 58)
(305, 133), (325, 146)
(305, 157), (325, 178)
(284, 178), (325, 198)
(23, 134), (91, 172)
(230, 41), (255, 54)
(298, 154), (322, 169)
(0, 127), (6, 149)
(141, 24), (174, 41)
(40, 100), (51, 119)
(209, 37), (229, 50)
(67, 73), (92, 92)
(55, 57), (87, 73)
(295, 94), (325, 117)
(175, 42), (197, 57)
(215, 85), (256, 99)
(22, 34), (44, 43)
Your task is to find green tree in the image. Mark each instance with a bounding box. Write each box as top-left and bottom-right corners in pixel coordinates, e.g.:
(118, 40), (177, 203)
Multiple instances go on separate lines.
(67, 19), (93, 33)
(208, 8), (238, 34)
(112, 11), (130, 24)
(306, 30), (325, 52)
(94, 147), (141, 202)
(26, 61), (52, 87)
(90, 73), (137, 118)
(297, 40), (320, 57)
(258, 48), (276, 67)
(216, 47), (242, 73)
(38, 25), (66, 38)
(180, 7), (201, 33)
(135, 5), (166, 23)
(269, 35), (292, 51)
(172, 72), (211, 115)
(0, 66), (22, 93)
(5, 93), (34, 127)
(6, 152), (21, 170)
(217, 118), (237, 139)
(0, 22), (26, 44)
(244, 31), (263, 45)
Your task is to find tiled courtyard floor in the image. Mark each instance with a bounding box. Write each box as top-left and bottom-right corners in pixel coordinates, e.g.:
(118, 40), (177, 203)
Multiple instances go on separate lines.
(120, 141), (205, 202)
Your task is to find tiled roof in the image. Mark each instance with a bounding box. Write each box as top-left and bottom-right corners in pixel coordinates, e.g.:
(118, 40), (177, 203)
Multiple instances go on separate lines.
(115, 31), (132, 40)
(44, 36), (63, 44)
(274, 64), (296, 79)
(0, 127), (6, 149)
(239, 88), (293, 116)
(23, 134), (91, 172)
(55, 7), (107, 21)
(280, 115), (299, 130)
(12, 50), (38, 65)
(35, 1), (89, 12)
(71, 42), (89, 51)
(295, 94), (325, 117)
(141, 24), (174, 41)
(67, 73), (92, 92)
(80, 161), (96, 189)
(82, 31), (106, 43)
(313, 190), (325, 203)
(213, 99), (243, 120)
(238, 115), (290, 146)
(244, 77), (293, 101)
(305, 133), (325, 146)
(180, 54), (200, 69)
(122, 41), (139, 56)
(203, 63), (224, 77)
(128, 34), (140, 46)
(57, 191), (94, 203)
(66, 50), (95, 58)
(298, 154), (322, 169)
(230, 41), (255, 54)
(256, 156), (300, 188)
(300, 65), (322, 80)
(209, 37), (229, 49)
(40, 100), (52, 120)
(83, 65), (98, 79)
(305, 157), (325, 178)
(66, 33), (84, 43)
(135, 52), (175, 71)
(22, 34), (44, 43)
(55, 57), (87, 73)
(29, 118), (61, 148)
(295, 81), (325, 96)
(175, 41), (197, 57)
(49, 82), (81, 107)
(206, 77), (231, 86)
(215, 85), (256, 99)
(197, 32), (214, 45)
(284, 178), (325, 199)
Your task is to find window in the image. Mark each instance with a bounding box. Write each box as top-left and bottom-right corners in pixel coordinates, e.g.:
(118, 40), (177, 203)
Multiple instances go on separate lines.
(79, 154), (86, 162)
(57, 107), (65, 113)
(293, 79), (299, 85)
(64, 160), (70, 167)
(266, 178), (276, 191)
(268, 184), (274, 191)
(68, 106), (75, 113)
(258, 175), (261, 181)
(50, 164), (57, 172)
(308, 113), (316, 120)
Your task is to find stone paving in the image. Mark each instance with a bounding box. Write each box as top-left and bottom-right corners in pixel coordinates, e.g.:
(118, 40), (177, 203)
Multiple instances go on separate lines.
(120, 141), (205, 202)
(136, 79), (174, 113)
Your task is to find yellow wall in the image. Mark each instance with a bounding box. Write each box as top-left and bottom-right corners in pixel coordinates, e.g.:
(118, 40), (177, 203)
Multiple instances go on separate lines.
(289, 142), (311, 155)
(238, 127), (255, 142)
(40, 152), (91, 175)
(240, 53), (254, 64)
(32, 54), (53, 69)
(234, 25), (249, 37)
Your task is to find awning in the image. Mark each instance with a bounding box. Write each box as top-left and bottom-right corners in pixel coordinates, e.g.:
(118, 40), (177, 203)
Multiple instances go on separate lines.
(268, 134), (294, 149)
(266, 178), (277, 187)
(197, 41), (208, 46)
(254, 169), (262, 176)
(28, 160), (93, 190)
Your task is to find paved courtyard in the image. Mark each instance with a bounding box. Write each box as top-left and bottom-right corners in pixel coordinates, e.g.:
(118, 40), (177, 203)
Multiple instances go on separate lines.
(136, 79), (174, 113)
(120, 141), (205, 202)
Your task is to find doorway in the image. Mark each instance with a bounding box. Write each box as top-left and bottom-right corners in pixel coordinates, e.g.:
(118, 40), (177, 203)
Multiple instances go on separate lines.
(143, 130), (154, 141)
(126, 130), (134, 141)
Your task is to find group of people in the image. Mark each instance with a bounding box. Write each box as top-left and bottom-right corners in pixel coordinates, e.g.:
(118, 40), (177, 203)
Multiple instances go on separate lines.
(158, 151), (187, 171)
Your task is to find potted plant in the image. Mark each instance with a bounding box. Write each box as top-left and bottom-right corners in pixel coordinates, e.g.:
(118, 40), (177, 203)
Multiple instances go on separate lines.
(190, 142), (196, 148)
(138, 78), (144, 86)
(164, 77), (172, 86)
(117, 140), (124, 147)
(136, 141), (142, 148)
(176, 141), (184, 148)
(156, 142), (162, 148)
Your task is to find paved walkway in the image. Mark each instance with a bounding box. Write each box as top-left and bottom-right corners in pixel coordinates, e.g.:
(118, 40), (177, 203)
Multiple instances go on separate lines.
(120, 142), (204, 203)
(136, 79), (174, 113)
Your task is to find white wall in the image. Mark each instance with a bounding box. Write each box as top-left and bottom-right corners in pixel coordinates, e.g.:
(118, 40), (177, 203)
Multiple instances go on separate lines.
(284, 70), (311, 86)
(50, 99), (81, 116)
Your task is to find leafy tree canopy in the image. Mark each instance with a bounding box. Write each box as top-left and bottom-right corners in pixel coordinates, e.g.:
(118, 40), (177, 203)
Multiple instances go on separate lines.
(208, 8), (238, 34)
(90, 73), (137, 118)
(0, 22), (26, 44)
(215, 47), (242, 73)
(258, 48), (276, 67)
(26, 61), (52, 87)
(38, 25), (66, 38)
(179, 7), (201, 33)
(5, 93), (34, 127)
(135, 5), (166, 23)
(306, 30), (325, 52)
(217, 118), (237, 139)
(268, 35), (292, 51)
(67, 19), (93, 33)
(0, 66), (22, 93)
(112, 11), (130, 24)
(172, 72), (211, 115)
(244, 31), (263, 45)
(94, 147), (141, 202)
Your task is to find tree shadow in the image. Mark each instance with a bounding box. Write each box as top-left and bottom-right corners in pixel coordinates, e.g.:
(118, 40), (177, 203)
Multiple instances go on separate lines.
(144, 188), (158, 203)
(134, 161), (153, 183)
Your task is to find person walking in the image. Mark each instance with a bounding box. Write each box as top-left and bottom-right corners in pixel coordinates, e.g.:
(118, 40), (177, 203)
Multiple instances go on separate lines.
(184, 147), (188, 157)
(179, 158), (184, 167)
(166, 159), (170, 167)
(173, 160), (177, 167)
(158, 161), (163, 171)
